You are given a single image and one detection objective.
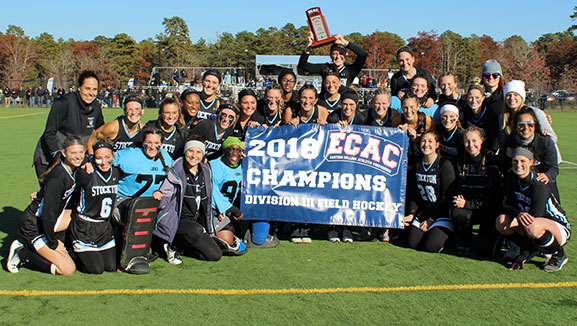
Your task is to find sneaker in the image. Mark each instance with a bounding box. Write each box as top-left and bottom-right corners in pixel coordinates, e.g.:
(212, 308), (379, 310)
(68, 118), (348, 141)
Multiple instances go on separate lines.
(244, 230), (280, 248)
(543, 251), (568, 272)
(328, 229), (340, 243)
(290, 228), (302, 244)
(504, 242), (520, 260)
(125, 256), (151, 274)
(163, 243), (182, 265)
(342, 228), (354, 243)
(301, 228), (312, 244)
(7, 240), (24, 273)
(378, 229), (390, 242)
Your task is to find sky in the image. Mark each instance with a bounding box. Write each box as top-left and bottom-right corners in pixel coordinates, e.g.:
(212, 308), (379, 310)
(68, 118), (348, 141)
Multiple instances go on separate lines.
(2, 0), (575, 44)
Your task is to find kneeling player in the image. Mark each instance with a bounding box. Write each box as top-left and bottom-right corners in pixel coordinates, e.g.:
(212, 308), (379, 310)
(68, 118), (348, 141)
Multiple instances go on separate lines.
(112, 127), (174, 273)
(153, 135), (222, 264)
(70, 140), (118, 274)
(7, 137), (85, 275)
(496, 147), (571, 271)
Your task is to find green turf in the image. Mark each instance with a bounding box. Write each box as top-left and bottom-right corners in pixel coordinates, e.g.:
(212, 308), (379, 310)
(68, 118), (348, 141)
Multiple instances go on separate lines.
(0, 108), (576, 325)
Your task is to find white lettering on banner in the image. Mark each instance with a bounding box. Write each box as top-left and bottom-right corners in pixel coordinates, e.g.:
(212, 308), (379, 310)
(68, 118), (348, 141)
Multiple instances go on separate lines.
(324, 131), (402, 175)
(244, 195), (403, 213)
(247, 168), (387, 191)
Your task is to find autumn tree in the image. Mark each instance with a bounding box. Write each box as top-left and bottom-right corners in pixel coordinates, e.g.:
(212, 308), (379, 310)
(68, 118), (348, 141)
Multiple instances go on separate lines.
(0, 25), (35, 88)
(407, 31), (442, 76)
(361, 31), (403, 70)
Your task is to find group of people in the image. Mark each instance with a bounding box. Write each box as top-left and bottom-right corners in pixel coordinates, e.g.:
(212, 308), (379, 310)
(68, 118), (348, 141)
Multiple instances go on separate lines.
(2, 85), (54, 108)
(6, 33), (571, 276)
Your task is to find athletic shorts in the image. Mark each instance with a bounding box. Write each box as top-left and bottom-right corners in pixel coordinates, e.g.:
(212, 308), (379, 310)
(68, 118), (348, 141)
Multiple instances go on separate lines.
(553, 220), (571, 246)
(18, 210), (65, 251)
(412, 216), (454, 232)
(70, 215), (115, 253)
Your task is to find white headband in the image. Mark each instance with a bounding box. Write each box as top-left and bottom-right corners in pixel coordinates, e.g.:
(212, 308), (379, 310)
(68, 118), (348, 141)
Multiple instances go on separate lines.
(184, 140), (205, 154)
(440, 104), (459, 116)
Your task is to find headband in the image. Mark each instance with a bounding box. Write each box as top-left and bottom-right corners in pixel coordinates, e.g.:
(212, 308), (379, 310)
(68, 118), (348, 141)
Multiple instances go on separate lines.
(222, 137), (242, 150)
(512, 147), (534, 160)
(64, 138), (85, 148)
(440, 104), (460, 116)
(219, 103), (240, 115)
(184, 140), (206, 154)
(92, 141), (113, 152)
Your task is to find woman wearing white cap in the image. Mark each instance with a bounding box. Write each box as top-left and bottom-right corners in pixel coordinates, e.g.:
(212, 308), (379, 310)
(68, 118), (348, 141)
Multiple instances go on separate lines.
(438, 103), (464, 168)
(499, 80), (559, 161)
(496, 147), (570, 272)
(152, 135), (222, 264)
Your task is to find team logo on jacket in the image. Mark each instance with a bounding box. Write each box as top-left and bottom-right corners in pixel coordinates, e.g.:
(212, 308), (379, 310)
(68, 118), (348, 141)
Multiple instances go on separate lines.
(324, 130), (403, 176)
(87, 117), (95, 128)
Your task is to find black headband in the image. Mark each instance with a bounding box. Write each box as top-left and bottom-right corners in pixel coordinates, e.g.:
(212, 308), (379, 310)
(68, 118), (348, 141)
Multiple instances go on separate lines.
(219, 104), (240, 115)
(92, 141), (114, 152)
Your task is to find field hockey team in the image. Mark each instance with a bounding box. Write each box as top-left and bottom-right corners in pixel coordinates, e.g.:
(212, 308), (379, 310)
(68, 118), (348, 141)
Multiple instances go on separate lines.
(6, 35), (571, 275)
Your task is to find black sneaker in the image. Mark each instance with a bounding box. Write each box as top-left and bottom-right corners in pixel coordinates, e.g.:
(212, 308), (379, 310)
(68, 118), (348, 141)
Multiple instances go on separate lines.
(543, 251), (568, 272)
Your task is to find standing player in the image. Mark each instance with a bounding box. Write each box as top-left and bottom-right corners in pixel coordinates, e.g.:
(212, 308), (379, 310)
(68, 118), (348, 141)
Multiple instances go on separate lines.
(496, 147), (571, 271)
(436, 72), (465, 109)
(231, 89), (264, 141)
(180, 89), (202, 134)
(87, 94), (145, 153)
(403, 131), (456, 252)
(189, 104), (239, 161)
(33, 71), (104, 178)
(317, 73), (343, 114)
(8, 136), (86, 275)
(261, 84), (285, 127)
(145, 96), (186, 160)
(70, 140), (119, 274)
(390, 47), (437, 106)
(364, 88), (399, 127)
(197, 70), (222, 120)
(298, 33), (367, 88)
(277, 69), (299, 111)
(460, 83), (500, 154)
(282, 85), (329, 126)
(437, 103), (464, 168)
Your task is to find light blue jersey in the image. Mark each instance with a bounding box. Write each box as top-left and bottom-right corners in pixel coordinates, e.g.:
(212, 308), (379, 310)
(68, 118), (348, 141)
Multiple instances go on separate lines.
(210, 158), (242, 214)
(113, 147), (174, 197)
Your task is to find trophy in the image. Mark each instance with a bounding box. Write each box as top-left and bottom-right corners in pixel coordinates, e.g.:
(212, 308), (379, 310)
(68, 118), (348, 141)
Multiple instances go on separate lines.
(306, 7), (336, 48)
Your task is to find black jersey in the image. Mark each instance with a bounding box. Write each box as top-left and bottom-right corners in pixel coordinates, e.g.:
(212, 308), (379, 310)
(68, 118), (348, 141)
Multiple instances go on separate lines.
(189, 119), (232, 161)
(181, 168), (207, 223)
(112, 116), (143, 151)
(298, 106), (320, 124)
(402, 112), (430, 164)
(145, 119), (185, 160)
(317, 94), (342, 114)
(76, 166), (119, 222)
(262, 110), (282, 127)
(455, 153), (502, 211)
(70, 166), (118, 252)
(485, 87), (504, 117)
(499, 133), (559, 182)
(297, 42), (367, 87)
(407, 155), (456, 220)
(231, 112), (265, 141)
(21, 163), (76, 249)
(327, 109), (366, 125)
(502, 171), (571, 233)
(390, 67), (437, 101)
(460, 105), (499, 153)
(437, 94), (466, 109)
(440, 126), (464, 167)
(197, 93), (219, 120)
(365, 108), (395, 127)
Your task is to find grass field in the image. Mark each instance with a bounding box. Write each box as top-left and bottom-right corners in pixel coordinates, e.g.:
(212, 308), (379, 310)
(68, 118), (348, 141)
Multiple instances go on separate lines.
(0, 107), (576, 325)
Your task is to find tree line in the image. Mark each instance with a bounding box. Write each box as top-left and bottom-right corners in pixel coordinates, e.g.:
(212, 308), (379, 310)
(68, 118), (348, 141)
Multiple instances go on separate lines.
(1, 13), (576, 92)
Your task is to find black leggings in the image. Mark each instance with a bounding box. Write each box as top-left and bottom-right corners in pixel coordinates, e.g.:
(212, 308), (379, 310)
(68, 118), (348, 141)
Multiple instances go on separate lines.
(408, 225), (450, 253)
(173, 219), (221, 261)
(75, 248), (117, 274)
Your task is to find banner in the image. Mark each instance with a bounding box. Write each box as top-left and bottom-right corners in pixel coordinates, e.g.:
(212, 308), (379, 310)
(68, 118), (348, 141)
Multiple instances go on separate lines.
(241, 124), (409, 228)
(128, 78), (135, 88)
(47, 77), (54, 96)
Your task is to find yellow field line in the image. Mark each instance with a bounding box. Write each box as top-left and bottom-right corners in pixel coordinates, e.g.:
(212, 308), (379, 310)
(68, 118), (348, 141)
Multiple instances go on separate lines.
(1, 281), (576, 297)
(0, 112), (47, 120)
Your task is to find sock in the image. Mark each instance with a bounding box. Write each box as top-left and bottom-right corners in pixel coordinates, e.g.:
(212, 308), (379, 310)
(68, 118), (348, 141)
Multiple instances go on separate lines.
(534, 231), (561, 255)
(252, 221), (270, 245)
(18, 247), (53, 274)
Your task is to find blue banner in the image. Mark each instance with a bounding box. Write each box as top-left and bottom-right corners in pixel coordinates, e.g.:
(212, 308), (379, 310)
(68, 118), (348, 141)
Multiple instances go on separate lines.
(241, 124), (409, 228)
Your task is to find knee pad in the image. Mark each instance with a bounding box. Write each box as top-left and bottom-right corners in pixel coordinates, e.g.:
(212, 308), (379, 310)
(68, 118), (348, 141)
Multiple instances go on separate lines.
(251, 221), (270, 245)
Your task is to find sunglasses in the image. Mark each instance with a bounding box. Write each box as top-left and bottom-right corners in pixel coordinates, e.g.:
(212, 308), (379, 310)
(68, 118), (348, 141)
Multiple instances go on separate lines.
(517, 121), (535, 129)
(483, 73), (500, 79)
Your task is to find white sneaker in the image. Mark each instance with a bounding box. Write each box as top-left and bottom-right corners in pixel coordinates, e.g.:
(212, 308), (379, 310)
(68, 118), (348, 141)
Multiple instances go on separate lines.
(163, 243), (182, 265)
(342, 229), (354, 243)
(328, 230), (340, 243)
(7, 240), (24, 273)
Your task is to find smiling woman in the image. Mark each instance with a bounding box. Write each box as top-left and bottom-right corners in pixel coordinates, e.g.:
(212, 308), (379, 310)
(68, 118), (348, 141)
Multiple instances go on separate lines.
(32, 70), (104, 179)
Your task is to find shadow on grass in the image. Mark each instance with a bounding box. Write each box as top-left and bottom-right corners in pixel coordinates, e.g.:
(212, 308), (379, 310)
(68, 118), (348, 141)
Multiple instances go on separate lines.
(0, 206), (23, 269)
